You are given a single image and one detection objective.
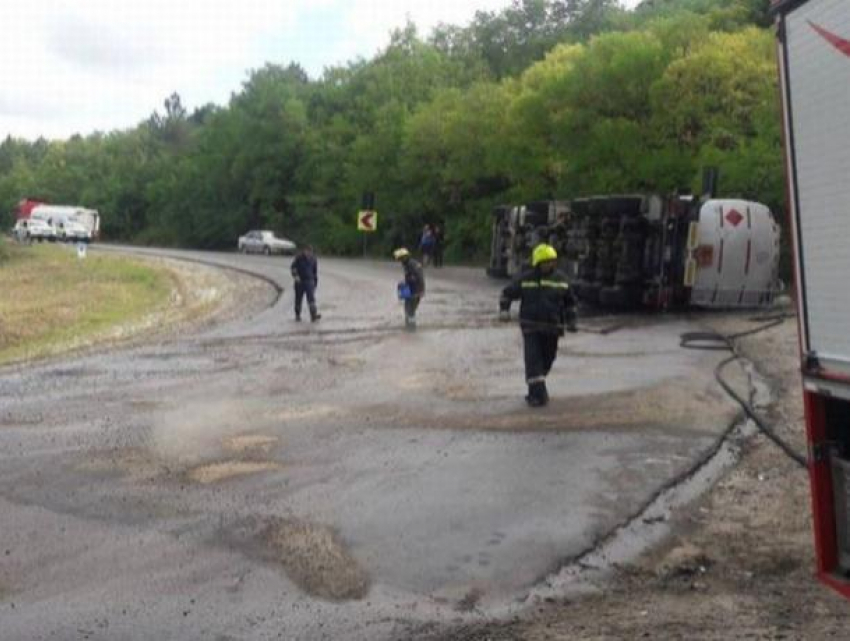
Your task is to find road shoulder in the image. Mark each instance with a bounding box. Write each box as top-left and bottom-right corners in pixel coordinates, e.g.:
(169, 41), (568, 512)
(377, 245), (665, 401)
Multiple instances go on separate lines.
(422, 317), (850, 640)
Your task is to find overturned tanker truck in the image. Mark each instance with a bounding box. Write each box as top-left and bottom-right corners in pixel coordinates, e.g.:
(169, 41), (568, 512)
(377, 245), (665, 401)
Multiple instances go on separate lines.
(488, 186), (782, 311)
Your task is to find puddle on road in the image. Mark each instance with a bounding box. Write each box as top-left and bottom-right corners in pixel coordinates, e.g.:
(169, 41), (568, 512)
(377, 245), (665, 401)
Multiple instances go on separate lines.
(262, 517), (370, 601)
(186, 460), (280, 484)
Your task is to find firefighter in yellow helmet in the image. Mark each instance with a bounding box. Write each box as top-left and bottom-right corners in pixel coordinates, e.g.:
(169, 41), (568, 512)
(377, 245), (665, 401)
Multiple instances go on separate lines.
(394, 248), (425, 330)
(499, 243), (577, 407)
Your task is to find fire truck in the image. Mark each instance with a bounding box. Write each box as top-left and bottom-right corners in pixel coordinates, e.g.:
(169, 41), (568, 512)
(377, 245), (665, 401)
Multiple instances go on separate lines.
(487, 180), (782, 310)
(774, 0), (850, 598)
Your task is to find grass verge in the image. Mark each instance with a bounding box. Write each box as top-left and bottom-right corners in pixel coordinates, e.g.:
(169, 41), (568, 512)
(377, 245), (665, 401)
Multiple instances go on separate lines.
(0, 243), (173, 365)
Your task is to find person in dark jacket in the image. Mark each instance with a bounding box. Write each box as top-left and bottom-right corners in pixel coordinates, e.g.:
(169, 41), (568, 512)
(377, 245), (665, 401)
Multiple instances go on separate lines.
(419, 225), (436, 267)
(394, 247), (425, 330)
(433, 224), (445, 268)
(290, 245), (321, 322)
(500, 243), (577, 407)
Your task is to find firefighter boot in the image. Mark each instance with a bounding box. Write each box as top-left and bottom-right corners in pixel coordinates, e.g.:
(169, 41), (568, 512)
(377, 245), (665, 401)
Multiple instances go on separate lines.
(526, 381), (549, 407)
(310, 305), (321, 322)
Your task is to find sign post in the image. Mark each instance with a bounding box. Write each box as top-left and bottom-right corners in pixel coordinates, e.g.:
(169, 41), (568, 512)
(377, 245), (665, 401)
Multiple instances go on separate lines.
(357, 210), (377, 257)
(358, 192), (377, 257)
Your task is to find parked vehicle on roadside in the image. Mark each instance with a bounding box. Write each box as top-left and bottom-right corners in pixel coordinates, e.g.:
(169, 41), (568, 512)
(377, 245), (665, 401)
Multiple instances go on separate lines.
(13, 218), (55, 242)
(28, 205), (99, 243)
(237, 230), (296, 255)
(54, 218), (93, 242)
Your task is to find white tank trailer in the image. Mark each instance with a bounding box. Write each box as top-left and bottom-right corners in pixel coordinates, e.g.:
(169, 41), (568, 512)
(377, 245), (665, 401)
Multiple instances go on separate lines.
(488, 186), (781, 311)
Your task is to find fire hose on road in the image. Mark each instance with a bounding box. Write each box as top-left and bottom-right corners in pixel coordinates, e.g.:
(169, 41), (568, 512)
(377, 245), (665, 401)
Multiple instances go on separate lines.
(680, 315), (808, 469)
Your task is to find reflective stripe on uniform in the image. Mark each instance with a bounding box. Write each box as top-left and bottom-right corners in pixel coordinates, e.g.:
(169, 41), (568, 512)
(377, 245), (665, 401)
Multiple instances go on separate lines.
(521, 280), (568, 289)
(527, 376), (547, 384)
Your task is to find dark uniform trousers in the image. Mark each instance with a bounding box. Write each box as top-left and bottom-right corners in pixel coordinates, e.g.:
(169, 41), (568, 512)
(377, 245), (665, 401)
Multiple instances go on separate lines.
(523, 332), (559, 386)
(404, 296), (421, 322)
(500, 267), (576, 403)
(294, 280), (318, 319)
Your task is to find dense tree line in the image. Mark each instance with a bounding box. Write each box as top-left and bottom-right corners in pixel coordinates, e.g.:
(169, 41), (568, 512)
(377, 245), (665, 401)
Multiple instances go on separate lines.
(0, 0), (779, 260)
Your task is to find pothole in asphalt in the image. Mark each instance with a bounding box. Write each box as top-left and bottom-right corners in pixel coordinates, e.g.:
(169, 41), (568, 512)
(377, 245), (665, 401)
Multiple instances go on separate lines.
(261, 517), (370, 601)
(186, 461), (281, 484)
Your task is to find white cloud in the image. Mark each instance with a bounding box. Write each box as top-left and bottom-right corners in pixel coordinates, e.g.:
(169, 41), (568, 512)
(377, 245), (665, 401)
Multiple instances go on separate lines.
(0, 0), (641, 141)
(1, 0), (301, 139)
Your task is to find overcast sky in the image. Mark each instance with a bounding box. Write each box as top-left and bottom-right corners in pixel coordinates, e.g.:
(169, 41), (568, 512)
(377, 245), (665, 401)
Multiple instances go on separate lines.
(1, 1), (640, 141)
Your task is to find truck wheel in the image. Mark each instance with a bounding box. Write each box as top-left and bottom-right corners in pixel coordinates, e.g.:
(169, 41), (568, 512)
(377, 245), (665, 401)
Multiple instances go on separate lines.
(239, 245), (247, 254)
(263, 246), (271, 256)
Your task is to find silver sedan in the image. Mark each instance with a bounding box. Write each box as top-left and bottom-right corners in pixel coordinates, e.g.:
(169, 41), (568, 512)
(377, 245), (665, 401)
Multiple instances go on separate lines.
(237, 230), (296, 255)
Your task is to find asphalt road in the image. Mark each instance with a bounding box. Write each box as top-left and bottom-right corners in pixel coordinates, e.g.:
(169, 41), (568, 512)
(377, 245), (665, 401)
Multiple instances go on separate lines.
(0, 249), (741, 640)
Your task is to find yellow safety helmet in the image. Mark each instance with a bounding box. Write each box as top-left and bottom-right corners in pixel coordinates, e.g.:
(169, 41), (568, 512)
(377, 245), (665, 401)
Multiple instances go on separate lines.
(532, 243), (558, 267)
(393, 248), (410, 260)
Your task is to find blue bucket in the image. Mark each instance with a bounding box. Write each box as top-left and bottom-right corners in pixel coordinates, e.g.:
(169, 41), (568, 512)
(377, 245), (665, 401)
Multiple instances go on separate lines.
(397, 282), (412, 300)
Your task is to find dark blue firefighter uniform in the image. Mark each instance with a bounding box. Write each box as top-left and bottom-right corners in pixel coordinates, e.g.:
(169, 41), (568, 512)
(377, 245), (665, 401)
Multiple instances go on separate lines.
(291, 252), (320, 321)
(500, 267), (577, 405)
(401, 257), (425, 328)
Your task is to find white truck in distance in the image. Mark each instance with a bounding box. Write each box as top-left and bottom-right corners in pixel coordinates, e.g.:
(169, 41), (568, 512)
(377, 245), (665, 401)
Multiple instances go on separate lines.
(13, 218), (55, 242)
(28, 205), (100, 242)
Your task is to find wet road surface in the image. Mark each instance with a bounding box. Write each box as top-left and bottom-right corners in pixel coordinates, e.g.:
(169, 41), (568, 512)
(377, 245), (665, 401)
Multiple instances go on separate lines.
(0, 249), (740, 640)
